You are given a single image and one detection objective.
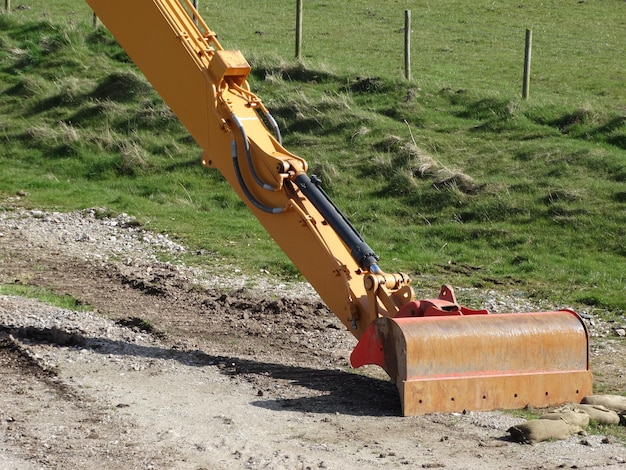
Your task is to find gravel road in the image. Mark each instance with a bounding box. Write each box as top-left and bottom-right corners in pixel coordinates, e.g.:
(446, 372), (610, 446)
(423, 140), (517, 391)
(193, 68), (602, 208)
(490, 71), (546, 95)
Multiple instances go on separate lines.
(0, 203), (624, 469)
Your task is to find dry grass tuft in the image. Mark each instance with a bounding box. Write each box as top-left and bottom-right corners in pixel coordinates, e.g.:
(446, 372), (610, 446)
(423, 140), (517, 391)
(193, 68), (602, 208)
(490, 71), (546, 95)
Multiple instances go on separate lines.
(378, 136), (480, 196)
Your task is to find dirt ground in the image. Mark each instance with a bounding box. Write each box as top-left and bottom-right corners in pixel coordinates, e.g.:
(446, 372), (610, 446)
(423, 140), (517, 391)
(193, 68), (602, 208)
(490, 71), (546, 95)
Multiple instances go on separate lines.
(0, 205), (624, 469)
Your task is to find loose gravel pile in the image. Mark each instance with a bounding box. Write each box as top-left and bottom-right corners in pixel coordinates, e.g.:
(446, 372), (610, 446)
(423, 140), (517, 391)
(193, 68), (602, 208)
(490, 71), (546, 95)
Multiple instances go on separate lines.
(0, 207), (186, 263)
(1, 205), (621, 338)
(0, 205), (318, 298)
(1, 203), (624, 470)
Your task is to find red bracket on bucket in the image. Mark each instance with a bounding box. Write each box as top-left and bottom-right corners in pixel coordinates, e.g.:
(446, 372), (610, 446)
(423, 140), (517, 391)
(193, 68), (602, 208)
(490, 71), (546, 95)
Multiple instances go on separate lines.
(397, 285), (488, 318)
(350, 285), (488, 369)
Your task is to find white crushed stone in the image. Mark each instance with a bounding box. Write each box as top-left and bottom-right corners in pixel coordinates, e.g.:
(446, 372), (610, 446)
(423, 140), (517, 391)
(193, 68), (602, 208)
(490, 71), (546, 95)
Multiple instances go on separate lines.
(0, 205), (618, 339)
(0, 206), (318, 299)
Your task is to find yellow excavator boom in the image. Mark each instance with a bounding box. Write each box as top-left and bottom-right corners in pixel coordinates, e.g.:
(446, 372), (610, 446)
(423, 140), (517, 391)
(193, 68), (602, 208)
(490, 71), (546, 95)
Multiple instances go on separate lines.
(85, 0), (592, 415)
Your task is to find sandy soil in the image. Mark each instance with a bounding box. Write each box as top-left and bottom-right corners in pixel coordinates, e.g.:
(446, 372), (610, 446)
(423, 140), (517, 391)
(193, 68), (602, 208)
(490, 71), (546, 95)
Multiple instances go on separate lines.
(0, 205), (624, 469)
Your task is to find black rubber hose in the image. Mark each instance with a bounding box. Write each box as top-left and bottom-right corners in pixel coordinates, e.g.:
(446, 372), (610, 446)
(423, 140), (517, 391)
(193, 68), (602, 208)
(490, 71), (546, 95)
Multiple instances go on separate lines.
(232, 114), (277, 192)
(294, 173), (380, 273)
(231, 141), (284, 214)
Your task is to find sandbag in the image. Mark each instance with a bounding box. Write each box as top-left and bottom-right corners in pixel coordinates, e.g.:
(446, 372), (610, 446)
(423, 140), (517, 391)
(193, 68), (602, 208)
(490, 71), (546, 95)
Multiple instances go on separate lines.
(507, 419), (583, 444)
(540, 409), (589, 427)
(581, 395), (626, 413)
(571, 404), (621, 425)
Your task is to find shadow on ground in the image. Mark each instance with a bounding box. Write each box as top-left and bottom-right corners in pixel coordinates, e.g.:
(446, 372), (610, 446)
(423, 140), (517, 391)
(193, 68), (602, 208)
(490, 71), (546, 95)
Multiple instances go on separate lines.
(1, 325), (401, 417)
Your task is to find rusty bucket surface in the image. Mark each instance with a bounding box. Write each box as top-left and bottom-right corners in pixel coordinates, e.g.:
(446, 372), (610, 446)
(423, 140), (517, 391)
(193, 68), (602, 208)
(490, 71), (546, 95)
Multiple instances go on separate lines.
(351, 310), (592, 416)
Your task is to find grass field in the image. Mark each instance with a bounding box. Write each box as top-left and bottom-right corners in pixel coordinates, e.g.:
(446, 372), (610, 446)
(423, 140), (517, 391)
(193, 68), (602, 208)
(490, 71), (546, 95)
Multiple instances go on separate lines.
(0, 1), (624, 314)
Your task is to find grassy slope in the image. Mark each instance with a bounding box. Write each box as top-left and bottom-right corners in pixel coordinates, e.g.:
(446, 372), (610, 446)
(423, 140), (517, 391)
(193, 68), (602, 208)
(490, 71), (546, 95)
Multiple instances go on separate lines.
(0, 2), (624, 314)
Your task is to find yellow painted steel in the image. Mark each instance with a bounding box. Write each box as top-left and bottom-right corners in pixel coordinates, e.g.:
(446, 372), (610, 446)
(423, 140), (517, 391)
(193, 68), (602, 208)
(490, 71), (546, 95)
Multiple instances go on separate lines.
(85, 0), (592, 416)
(85, 0), (403, 338)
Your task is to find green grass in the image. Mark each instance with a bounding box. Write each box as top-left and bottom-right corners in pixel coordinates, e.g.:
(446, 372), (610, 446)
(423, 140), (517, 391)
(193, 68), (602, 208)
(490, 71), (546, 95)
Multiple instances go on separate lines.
(0, 283), (90, 311)
(587, 421), (626, 444)
(0, 2), (624, 315)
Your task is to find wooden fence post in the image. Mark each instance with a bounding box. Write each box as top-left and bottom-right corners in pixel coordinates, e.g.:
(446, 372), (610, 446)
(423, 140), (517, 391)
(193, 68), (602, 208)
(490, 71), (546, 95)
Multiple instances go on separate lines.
(4, 0), (10, 14)
(522, 29), (532, 100)
(404, 10), (412, 81)
(295, 0), (303, 60)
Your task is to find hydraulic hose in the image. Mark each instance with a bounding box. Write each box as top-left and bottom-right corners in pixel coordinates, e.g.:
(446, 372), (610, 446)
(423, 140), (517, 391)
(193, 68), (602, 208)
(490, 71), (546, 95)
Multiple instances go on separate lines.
(231, 113), (278, 192)
(230, 140), (284, 214)
(263, 111), (282, 145)
(230, 114), (378, 269)
(293, 173), (381, 273)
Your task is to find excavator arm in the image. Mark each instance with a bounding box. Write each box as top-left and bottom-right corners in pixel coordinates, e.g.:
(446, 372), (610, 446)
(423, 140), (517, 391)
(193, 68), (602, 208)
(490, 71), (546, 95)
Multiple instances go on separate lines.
(84, 0), (411, 337)
(86, 0), (592, 415)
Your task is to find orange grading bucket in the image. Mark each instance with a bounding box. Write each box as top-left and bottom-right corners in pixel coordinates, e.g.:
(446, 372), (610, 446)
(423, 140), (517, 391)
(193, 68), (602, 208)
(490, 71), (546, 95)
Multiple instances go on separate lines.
(351, 289), (592, 416)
